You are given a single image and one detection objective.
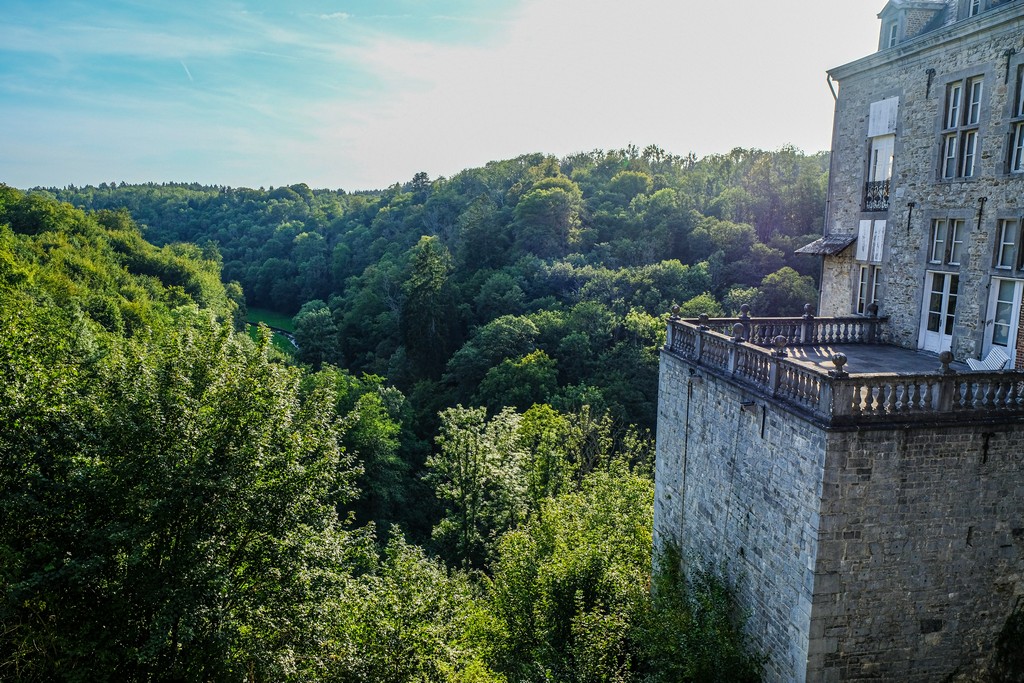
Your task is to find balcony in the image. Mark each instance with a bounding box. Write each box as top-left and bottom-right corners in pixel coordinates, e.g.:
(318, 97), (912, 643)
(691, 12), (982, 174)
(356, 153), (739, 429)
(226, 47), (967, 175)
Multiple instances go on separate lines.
(864, 179), (890, 212)
(664, 308), (1024, 427)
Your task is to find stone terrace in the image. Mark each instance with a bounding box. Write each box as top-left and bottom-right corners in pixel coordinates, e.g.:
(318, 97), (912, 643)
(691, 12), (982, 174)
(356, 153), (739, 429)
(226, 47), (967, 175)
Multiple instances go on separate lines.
(665, 308), (1024, 428)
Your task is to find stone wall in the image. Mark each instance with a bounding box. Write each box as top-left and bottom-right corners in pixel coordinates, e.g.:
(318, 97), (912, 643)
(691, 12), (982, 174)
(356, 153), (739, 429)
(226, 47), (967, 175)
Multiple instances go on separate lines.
(820, 9), (1024, 361)
(655, 349), (1024, 682)
(655, 351), (826, 683)
(810, 424), (1024, 682)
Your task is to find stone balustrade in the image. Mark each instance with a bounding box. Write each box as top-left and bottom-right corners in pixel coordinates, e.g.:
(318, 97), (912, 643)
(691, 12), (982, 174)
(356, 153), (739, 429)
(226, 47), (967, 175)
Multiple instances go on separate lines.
(665, 315), (1024, 426)
(685, 304), (885, 346)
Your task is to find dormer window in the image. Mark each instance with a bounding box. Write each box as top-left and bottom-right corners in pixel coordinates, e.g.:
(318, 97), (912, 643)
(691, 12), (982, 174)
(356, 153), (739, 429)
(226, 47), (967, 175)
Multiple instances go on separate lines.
(969, 0), (982, 16)
(887, 22), (899, 47)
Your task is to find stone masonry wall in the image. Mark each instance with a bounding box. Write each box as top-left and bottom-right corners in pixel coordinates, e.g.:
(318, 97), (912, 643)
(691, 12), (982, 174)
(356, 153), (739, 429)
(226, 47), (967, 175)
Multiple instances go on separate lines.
(654, 351), (826, 683)
(810, 424), (1024, 682)
(656, 349), (1024, 682)
(821, 10), (1024, 361)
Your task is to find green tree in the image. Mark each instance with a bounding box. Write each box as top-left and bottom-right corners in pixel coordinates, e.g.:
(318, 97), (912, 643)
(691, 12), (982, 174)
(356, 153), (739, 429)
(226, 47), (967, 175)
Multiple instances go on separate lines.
(482, 464), (654, 682)
(475, 350), (558, 413)
(402, 236), (457, 379)
(512, 176), (584, 258)
(0, 311), (361, 680)
(752, 266), (818, 316)
(426, 407), (527, 568)
(293, 298), (340, 367)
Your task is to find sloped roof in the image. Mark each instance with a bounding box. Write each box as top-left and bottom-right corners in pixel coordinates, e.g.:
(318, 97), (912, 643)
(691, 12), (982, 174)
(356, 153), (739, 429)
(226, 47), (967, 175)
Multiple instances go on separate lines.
(794, 234), (858, 256)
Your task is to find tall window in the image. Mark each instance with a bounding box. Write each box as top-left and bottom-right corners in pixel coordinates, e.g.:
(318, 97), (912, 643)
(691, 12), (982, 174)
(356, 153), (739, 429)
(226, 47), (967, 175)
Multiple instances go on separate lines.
(929, 219), (966, 265)
(857, 265), (882, 315)
(969, 0), (982, 16)
(865, 98), (898, 211)
(1010, 67), (1024, 174)
(941, 76), (983, 179)
(995, 219), (1022, 271)
(855, 219), (886, 314)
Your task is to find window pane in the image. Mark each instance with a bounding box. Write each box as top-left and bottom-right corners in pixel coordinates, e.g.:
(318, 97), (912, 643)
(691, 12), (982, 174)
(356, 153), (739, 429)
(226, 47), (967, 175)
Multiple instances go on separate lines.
(992, 280), (1015, 346)
(946, 84), (962, 129)
(1012, 123), (1024, 173)
(961, 130), (977, 177)
(997, 221), (1018, 269)
(949, 220), (964, 264)
(945, 275), (959, 336)
(943, 135), (958, 178)
(967, 80), (983, 125)
(1017, 69), (1024, 117)
(858, 267), (870, 314)
(930, 220), (946, 263)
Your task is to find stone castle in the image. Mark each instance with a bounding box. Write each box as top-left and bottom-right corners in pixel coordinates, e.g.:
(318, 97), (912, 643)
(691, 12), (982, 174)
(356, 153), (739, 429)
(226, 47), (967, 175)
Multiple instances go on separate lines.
(654, 1), (1024, 681)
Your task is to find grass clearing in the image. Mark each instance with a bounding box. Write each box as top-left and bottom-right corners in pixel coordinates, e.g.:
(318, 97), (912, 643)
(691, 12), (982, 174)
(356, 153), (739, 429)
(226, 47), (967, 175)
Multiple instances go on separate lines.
(246, 307), (297, 355)
(247, 306), (295, 332)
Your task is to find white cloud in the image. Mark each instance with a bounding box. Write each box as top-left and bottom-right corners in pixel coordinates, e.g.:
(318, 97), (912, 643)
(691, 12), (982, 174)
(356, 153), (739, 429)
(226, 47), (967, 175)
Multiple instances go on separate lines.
(297, 0), (880, 189)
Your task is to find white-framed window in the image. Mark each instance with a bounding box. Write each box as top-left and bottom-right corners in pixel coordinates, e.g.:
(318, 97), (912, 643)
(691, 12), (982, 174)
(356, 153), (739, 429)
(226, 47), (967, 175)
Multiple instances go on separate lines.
(969, 0), (982, 16)
(1010, 66), (1024, 173)
(941, 76), (983, 179)
(869, 135), (895, 182)
(986, 278), (1023, 367)
(857, 265), (883, 315)
(995, 219), (1022, 270)
(929, 219), (965, 265)
(949, 220), (965, 265)
(930, 220), (947, 264)
(855, 219), (886, 315)
(919, 272), (959, 353)
(887, 22), (898, 48)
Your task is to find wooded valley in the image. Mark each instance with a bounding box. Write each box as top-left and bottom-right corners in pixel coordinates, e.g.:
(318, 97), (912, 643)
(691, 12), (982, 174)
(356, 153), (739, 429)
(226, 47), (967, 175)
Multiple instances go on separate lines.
(1, 145), (826, 681)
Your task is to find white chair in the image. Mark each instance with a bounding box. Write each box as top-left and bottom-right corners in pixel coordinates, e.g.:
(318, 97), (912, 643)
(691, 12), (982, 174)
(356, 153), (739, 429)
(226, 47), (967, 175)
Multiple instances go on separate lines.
(966, 346), (1009, 371)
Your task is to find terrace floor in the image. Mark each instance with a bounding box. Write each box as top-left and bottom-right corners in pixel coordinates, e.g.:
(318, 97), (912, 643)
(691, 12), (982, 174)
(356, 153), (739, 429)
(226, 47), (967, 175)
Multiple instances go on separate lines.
(783, 343), (971, 376)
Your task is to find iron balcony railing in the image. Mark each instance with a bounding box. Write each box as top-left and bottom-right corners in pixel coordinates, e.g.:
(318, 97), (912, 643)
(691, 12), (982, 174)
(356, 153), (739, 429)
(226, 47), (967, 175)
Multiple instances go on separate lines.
(864, 179), (890, 212)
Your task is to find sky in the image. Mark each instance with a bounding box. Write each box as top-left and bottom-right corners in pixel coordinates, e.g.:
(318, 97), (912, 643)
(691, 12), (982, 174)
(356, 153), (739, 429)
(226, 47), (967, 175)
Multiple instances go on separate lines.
(1, 0), (882, 192)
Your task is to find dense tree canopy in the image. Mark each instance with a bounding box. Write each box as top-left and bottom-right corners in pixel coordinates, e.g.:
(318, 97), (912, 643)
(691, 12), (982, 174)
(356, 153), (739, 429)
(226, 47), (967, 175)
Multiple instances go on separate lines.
(8, 145), (824, 679)
(44, 147), (826, 437)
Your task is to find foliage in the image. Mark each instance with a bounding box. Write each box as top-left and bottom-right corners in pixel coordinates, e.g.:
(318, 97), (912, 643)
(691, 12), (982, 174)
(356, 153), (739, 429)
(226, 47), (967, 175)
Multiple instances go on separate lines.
(482, 464), (654, 682)
(637, 547), (764, 683)
(991, 603), (1024, 683)
(46, 146), (827, 433)
(0, 185), (767, 682)
(319, 533), (501, 683)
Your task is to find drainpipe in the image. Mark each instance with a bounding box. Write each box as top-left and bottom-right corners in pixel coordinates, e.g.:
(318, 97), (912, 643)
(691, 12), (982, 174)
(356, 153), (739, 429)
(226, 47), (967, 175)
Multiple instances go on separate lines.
(819, 73), (841, 316)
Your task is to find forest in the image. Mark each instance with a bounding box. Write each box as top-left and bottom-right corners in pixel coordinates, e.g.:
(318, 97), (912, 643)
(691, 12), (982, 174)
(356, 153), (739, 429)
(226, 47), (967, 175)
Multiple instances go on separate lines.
(2, 145), (827, 681)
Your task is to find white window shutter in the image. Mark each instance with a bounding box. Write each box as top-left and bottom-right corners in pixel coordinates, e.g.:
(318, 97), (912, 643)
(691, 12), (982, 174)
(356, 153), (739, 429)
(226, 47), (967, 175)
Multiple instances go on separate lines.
(857, 220), (872, 261)
(871, 220), (886, 263)
(868, 97), (899, 137)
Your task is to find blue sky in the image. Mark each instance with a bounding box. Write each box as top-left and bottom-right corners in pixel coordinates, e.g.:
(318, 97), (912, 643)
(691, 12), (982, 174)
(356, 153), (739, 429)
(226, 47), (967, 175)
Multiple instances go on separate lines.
(2, 1), (881, 191)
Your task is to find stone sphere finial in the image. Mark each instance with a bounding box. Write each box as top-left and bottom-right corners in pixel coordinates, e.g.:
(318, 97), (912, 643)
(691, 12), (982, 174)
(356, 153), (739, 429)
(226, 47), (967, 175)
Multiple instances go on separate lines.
(867, 302), (879, 318)
(938, 350), (955, 374)
(772, 335), (788, 357)
(803, 303), (815, 320)
(739, 304), (751, 321)
(732, 322), (746, 342)
(671, 304), (680, 319)
(698, 313), (709, 330)
(830, 352), (849, 378)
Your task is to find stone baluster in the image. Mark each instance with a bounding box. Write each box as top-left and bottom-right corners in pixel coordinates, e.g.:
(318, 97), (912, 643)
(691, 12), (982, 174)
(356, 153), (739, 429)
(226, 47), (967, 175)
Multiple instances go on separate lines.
(738, 304), (751, 341)
(728, 323), (744, 374)
(801, 303), (815, 344)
